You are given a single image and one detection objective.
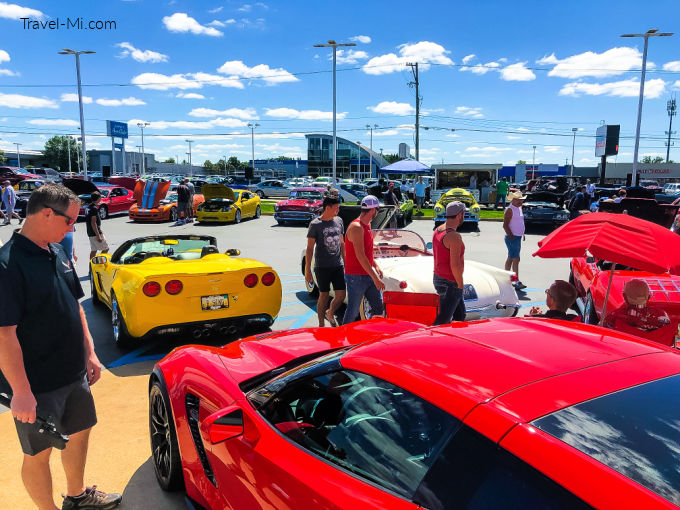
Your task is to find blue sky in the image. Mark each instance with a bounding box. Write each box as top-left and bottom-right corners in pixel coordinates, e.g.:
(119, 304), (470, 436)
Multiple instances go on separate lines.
(0, 0), (679, 168)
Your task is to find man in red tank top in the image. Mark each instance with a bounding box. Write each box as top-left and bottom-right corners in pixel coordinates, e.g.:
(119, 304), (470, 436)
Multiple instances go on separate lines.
(432, 201), (466, 325)
(342, 195), (385, 324)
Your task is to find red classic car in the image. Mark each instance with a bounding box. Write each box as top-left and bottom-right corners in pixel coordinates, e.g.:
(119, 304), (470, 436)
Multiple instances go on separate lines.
(570, 257), (680, 346)
(62, 178), (136, 219)
(273, 187), (324, 225)
(150, 317), (680, 509)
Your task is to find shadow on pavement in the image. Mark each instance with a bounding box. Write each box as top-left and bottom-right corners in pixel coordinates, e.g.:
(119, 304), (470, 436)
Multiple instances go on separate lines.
(119, 458), (186, 509)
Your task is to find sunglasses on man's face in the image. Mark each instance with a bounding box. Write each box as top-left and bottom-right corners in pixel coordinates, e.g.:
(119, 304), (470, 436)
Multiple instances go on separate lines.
(49, 207), (76, 226)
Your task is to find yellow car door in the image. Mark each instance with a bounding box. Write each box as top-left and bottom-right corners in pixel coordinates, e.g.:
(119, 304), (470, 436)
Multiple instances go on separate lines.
(241, 191), (254, 217)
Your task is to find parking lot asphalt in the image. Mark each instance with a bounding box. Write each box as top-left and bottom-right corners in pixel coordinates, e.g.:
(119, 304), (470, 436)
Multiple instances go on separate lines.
(0, 214), (567, 508)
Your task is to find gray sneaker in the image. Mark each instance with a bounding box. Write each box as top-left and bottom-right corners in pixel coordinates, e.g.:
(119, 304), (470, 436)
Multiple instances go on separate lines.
(62, 486), (122, 510)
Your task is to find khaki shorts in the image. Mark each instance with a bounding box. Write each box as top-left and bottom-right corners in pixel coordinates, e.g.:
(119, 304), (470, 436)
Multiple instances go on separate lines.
(89, 235), (109, 251)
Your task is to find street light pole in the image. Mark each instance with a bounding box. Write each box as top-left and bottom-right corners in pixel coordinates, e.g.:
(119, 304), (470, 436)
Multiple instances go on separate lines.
(136, 145), (142, 174)
(571, 128), (578, 177)
(314, 40), (356, 184)
(137, 122), (150, 176)
(223, 155), (227, 176)
(58, 48), (95, 180)
(247, 123), (259, 179)
(366, 124), (378, 178)
(621, 29), (673, 186)
(67, 136), (72, 172)
(14, 143), (21, 168)
(185, 139), (193, 176)
(532, 145), (536, 180)
(667, 98), (676, 163)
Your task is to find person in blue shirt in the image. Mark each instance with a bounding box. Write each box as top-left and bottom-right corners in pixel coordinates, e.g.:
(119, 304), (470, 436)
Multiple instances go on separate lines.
(1, 180), (23, 226)
(414, 176), (427, 214)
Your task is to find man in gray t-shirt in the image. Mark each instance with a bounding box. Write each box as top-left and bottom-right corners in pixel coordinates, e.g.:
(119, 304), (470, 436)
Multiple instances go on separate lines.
(305, 196), (346, 327)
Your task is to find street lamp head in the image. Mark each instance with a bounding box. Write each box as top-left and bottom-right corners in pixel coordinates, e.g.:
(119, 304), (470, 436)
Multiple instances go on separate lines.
(327, 40), (336, 45)
(81, 50), (96, 54)
(59, 48), (75, 54)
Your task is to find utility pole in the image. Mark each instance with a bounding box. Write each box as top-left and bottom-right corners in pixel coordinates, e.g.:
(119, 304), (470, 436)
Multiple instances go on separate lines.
(666, 98), (676, 163)
(406, 62), (420, 160)
(67, 136), (72, 172)
(570, 128), (578, 177)
(136, 145), (142, 174)
(137, 122), (150, 176)
(621, 29), (673, 185)
(532, 145), (536, 180)
(185, 139), (193, 176)
(314, 40), (356, 183)
(366, 124), (377, 178)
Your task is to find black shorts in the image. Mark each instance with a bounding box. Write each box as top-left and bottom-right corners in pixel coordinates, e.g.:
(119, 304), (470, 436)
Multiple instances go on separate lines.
(13, 375), (97, 455)
(314, 266), (346, 293)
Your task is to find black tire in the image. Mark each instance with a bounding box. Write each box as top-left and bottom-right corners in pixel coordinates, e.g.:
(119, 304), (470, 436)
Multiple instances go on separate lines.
(255, 205), (261, 218)
(583, 293), (599, 324)
(277, 219), (286, 226)
(169, 207), (178, 222)
(256, 190), (265, 198)
(90, 270), (103, 307)
(149, 380), (184, 491)
(234, 209), (242, 224)
(98, 205), (108, 220)
(111, 293), (133, 347)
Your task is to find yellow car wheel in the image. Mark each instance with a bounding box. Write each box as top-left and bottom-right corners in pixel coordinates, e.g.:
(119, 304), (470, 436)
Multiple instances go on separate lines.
(111, 293), (133, 347)
(234, 209), (242, 224)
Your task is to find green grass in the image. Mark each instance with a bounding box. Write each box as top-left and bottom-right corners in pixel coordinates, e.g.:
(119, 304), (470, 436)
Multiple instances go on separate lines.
(261, 202), (275, 214)
(480, 209), (505, 219)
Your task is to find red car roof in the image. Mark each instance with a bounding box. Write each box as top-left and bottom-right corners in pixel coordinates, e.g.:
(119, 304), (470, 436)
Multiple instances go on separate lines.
(340, 318), (679, 432)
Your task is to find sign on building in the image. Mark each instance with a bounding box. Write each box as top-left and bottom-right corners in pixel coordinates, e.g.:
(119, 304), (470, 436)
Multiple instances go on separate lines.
(398, 143), (410, 159)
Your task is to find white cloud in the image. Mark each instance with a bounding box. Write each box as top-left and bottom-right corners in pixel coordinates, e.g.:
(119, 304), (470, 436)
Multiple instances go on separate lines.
(543, 146), (560, 152)
(127, 117), (248, 130)
(96, 97), (146, 107)
(559, 78), (666, 98)
(131, 72), (243, 90)
(0, 2), (43, 19)
(367, 101), (414, 115)
(350, 35), (371, 44)
(162, 12), (223, 37)
(537, 47), (642, 79)
(507, 135), (521, 140)
(462, 54), (475, 65)
(454, 106), (483, 118)
(60, 92), (92, 103)
(335, 49), (369, 65)
(374, 129), (399, 137)
(208, 6), (223, 13)
(176, 92), (205, 99)
(208, 20), (225, 27)
(194, 143), (244, 150)
(238, 3), (252, 12)
(0, 49), (8, 63)
(0, 92), (57, 109)
(188, 107), (257, 119)
(0, 69), (18, 76)
(27, 118), (79, 126)
(500, 62), (536, 81)
(216, 60), (298, 84)
(264, 107), (344, 121)
(663, 61), (680, 72)
(672, 80), (680, 91)
(363, 41), (452, 75)
(464, 146), (512, 152)
(461, 61), (501, 75)
(116, 42), (168, 63)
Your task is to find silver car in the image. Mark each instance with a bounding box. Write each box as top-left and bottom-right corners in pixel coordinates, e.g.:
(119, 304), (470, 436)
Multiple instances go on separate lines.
(248, 179), (292, 198)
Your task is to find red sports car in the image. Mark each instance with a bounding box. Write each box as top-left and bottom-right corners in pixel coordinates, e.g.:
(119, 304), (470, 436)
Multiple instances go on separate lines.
(62, 178), (136, 219)
(149, 318), (680, 509)
(273, 187), (324, 225)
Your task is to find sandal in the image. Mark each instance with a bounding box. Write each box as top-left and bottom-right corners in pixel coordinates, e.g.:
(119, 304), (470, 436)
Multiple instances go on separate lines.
(325, 309), (338, 327)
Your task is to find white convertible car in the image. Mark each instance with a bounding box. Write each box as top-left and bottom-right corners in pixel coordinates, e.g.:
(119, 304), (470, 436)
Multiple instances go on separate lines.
(302, 228), (520, 324)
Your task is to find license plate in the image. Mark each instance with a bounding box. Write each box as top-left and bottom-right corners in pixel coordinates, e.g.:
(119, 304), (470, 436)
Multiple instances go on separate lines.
(201, 294), (229, 311)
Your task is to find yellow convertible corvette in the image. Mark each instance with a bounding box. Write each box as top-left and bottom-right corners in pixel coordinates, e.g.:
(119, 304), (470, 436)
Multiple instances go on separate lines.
(89, 234), (281, 346)
(196, 183), (261, 223)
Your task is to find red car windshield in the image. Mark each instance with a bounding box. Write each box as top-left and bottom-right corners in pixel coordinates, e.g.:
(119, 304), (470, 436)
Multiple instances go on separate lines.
(289, 190), (322, 200)
(533, 374), (680, 505)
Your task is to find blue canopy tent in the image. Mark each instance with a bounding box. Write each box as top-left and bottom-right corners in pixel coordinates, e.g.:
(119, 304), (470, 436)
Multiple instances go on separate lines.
(378, 158), (432, 175)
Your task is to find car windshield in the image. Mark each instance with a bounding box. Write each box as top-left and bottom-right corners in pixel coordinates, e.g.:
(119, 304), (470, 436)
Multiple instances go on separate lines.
(532, 374), (680, 506)
(289, 190), (322, 200)
(116, 237), (213, 263)
(19, 181), (41, 191)
(373, 229), (428, 255)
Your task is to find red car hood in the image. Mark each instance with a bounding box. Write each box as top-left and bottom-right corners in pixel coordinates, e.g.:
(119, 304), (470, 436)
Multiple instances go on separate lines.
(278, 198), (321, 208)
(216, 319), (423, 384)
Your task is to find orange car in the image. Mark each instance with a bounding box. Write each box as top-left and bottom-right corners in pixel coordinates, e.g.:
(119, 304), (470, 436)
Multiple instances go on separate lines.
(129, 179), (204, 222)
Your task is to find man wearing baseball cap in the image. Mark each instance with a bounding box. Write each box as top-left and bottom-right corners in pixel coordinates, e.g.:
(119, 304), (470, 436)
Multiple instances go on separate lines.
(503, 190), (527, 290)
(432, 201), (466, 325)
(342, 195), (385, 324)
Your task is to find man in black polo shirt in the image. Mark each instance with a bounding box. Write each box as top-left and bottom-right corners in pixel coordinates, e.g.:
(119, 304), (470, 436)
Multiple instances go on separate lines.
(0, 184), (121, 510)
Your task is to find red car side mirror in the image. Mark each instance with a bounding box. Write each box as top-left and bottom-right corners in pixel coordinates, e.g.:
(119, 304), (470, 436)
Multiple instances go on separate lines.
(201, 406), (244, 444)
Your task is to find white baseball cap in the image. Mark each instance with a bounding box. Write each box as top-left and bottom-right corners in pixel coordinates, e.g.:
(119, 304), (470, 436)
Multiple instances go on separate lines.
(361, 195), (380, 209)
